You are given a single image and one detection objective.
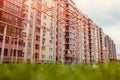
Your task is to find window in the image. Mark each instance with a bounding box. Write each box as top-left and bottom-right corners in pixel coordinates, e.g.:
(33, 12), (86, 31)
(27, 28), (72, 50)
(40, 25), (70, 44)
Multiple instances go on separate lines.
(42, 38), (46, 45)
(18, 40), (24, 46)
(44, 0), (47, 9)
(36, 27), (40, 33)
(23, 14), (27, 19)
(18, 50), (23, 57)
(4, 48), (8, 56)
(50, 19), (53, 25)
(10, 49), (16, 56)
(42, 46), (46, 50)
(31, 8), (34, 13)
(0, 27), (4, 34)
(29, 34), (32, 38)
(36, 36), (40, 41)
(36, 19), (41, 24)
(43, 30), (46, 36)
(30, 16), (33, 22)
(42, 22), (46, 27)
(5, 36), (9, 43)
(28, 43), (31, 48)
(42, 55), (45, 59)
(24, 4), (28, 11)
(22, 23), (27, 28)
(31, 0), (35, 5)
(37, 3), (41, 9)
(21, 32), (26, 37)
(37, 11), (41, 17)
(29, 25), (32, 30)
(49, 55), (52, 60)
(35, 53), (39, 59)
(35, 44), (39, 50)
(0, 35), (3, 42)
(49, 40), (52, 44)
(43, 15), (47, 19)
(50, 26), (53, 30)
(50, 33), (53, 39)
(49, 48), (52, 52)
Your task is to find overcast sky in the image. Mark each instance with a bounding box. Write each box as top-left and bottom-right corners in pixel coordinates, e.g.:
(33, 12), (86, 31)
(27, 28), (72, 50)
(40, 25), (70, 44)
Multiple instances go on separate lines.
(74, 0), (120, 53)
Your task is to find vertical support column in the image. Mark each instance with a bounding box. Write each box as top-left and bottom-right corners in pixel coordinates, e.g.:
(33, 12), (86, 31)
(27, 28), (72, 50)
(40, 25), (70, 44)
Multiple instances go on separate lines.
(0, 25), (7, 63)
(23, 0), (32, 63)
(30, 6), (36, 64)
(79, 21), (83, 63)
(61, 26), (64, 64)
(15, 35), (19, 63)
(53, 0), (57, 63)
(11, 38), (15, 63)
(24, 37), (28, 63)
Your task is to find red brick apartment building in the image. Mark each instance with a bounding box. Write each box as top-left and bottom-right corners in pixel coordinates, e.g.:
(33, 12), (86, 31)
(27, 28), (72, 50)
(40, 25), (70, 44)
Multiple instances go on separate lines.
(0, 0), (117, 64)
(0, 0), (26, 63)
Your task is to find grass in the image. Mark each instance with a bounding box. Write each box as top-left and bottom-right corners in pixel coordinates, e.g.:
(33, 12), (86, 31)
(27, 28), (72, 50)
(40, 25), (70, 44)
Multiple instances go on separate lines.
(0, 63), (120, 80)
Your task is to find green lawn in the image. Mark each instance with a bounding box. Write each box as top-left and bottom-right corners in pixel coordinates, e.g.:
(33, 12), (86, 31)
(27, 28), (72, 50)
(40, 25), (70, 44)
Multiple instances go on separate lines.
(0, 63), (120, 80)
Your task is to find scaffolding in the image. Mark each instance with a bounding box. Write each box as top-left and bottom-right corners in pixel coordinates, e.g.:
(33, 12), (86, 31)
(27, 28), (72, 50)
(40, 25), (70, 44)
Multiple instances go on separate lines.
(0, 0), (117, 64)
(54, 0), (81, 64)
(24, 0), (56, 63)
(0, 0), (26, 63)
(30, 0), (81, 64)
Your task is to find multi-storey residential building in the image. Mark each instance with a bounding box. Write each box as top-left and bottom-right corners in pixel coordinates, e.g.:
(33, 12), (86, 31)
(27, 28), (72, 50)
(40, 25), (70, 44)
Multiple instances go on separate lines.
(77, 11), (84, 63)
(0, 0), (25, 63)
(105, 35), (116, 61)
(97, 27), (106, 63)
(56, 0), (66, 64)
(82, 16), (90, 63)
(104, 35), (111, 63)
(56, 0), (80, 64)
(23, 0), (55, 63)
(87, 19), (98, 63)
(64, 0), (80, 64)
(82, 17), (99, 63)
(40, 0), (55, 63)
(82, 17), (116, 63)
(0, 0), (116, 64)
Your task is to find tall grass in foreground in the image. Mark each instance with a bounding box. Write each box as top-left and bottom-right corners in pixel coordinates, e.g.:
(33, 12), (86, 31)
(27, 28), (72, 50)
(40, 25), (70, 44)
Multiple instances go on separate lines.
(0, 63), (120, 80)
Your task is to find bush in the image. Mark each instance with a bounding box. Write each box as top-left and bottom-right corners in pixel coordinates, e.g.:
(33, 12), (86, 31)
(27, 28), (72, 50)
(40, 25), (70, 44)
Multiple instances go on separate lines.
(0, 63), (120, 80)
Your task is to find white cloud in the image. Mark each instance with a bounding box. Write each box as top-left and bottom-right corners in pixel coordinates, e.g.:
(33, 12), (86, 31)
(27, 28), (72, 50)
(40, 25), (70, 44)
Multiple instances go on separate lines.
(74, 0), (120, 53)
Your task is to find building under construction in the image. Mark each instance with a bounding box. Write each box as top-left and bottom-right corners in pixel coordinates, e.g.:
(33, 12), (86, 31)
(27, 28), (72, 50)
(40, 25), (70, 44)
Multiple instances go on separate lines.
(0, 0), (26, 63)
(0, 0), (117, 64)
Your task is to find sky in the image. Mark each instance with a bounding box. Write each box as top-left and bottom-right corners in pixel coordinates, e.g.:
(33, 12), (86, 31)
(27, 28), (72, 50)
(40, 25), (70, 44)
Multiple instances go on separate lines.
(74, 0), (120, 54)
